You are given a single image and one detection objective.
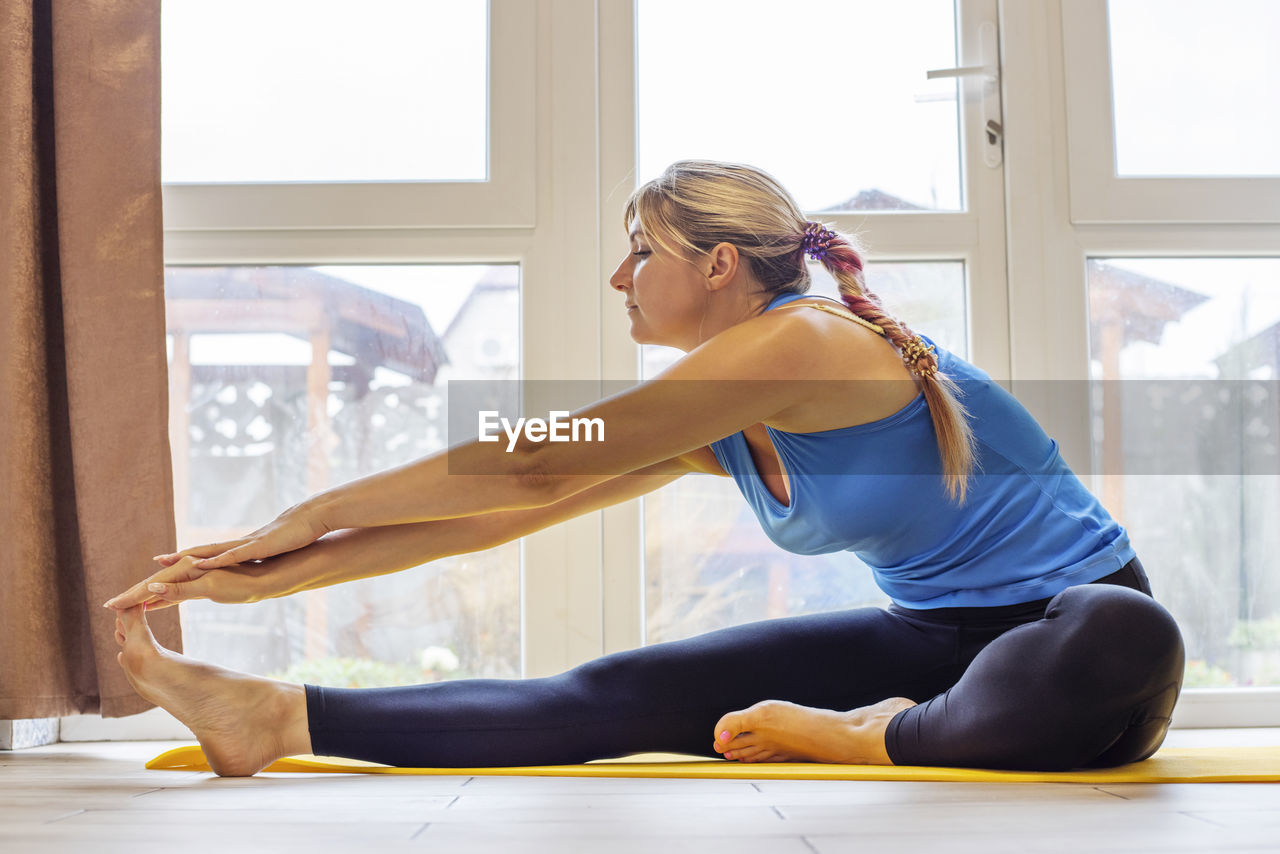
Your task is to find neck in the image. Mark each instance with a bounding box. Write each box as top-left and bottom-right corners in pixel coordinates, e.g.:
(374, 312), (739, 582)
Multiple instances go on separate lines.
(673, 288), (775, 352)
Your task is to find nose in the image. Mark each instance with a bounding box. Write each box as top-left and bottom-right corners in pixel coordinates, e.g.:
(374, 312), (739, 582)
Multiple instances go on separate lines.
(609, 256), (631, 293)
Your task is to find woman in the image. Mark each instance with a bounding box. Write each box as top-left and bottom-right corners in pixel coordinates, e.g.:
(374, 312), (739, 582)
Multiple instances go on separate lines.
(106, 160), (1184, 777)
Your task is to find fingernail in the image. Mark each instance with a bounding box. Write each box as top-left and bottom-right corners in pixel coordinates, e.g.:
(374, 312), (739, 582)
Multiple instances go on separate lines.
(102, 601), (114, 608)
(193, 559), (207, 567)
(725, 751), (734, 760)
(148, 583), (165, 593)
(720, 731), (730, 742)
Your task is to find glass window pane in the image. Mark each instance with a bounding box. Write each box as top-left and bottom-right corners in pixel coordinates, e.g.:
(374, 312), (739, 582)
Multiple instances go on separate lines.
(166, 264), (522, 685)
(1087, 257), (1280, 687)
(643, 263), (966, 642)
(637, 0), (961, 212)
(161, 1), (488, 183)
(1108, 0), (1280, 177)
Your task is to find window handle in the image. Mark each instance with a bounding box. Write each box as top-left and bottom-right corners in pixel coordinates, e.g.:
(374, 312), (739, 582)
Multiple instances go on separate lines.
(926, 64), (994, 81)
(925, 21), (1003, 168)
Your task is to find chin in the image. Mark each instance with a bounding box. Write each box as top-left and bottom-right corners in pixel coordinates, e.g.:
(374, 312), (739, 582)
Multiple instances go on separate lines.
(625, 319), (650, 345)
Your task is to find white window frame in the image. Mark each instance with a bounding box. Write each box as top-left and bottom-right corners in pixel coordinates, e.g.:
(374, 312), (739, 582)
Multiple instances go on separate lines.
(1003, 0), (1280, 727)
(1060, 0), (1280, 225)
(162, 0), (536, 231)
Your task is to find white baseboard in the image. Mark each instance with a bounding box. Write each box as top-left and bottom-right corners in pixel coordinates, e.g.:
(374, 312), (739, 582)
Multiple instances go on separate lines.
(1170, 688), (1280, 728)
(0, 718), (60, 749)
(59, 707), (194, 742)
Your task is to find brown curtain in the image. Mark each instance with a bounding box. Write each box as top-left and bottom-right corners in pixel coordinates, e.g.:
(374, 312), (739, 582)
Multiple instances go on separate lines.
(0, 0), (181, 719)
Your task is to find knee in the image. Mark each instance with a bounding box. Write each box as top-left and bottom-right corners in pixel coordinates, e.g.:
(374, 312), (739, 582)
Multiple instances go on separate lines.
(1050, 583), (1178, 638)
(565, 647), (661, 706)
(1049, 585), (1186, 689)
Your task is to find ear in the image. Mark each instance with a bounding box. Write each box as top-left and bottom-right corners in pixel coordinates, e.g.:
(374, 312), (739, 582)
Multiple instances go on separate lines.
(703, 242), (741, 292)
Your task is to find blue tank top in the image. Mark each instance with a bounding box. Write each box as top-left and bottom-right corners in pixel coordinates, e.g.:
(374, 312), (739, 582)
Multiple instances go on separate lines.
(708, 291), (1136, 609)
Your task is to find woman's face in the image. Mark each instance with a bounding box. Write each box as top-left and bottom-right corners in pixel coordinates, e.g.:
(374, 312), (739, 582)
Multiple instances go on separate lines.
(609, 224), (709, 351)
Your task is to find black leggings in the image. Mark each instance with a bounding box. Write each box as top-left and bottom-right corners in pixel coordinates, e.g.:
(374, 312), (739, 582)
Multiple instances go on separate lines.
(305, 557), (1185, 771)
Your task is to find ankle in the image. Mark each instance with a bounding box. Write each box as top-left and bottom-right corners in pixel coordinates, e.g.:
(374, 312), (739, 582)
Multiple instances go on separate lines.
(271, 682), (313, 759)
(843, 698), (915, 765)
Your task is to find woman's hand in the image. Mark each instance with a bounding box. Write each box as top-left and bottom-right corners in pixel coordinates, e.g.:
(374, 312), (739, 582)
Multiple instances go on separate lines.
(103, 555), (275, 610)
(160, 503), (331, 571)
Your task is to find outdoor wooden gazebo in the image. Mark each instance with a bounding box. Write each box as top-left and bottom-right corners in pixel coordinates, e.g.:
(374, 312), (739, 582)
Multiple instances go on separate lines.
(164, 267), (448, 656)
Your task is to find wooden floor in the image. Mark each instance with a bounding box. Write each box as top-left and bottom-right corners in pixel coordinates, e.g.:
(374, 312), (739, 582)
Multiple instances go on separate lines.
(4, 731), (1279, 853)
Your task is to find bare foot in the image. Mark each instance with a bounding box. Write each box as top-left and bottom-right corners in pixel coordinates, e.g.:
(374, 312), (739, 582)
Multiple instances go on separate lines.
(114, 605), (311, 776)
(711, 697), (918, 765)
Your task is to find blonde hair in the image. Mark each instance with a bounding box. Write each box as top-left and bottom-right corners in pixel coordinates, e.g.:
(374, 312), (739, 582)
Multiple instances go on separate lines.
(625, 159), (978, 506)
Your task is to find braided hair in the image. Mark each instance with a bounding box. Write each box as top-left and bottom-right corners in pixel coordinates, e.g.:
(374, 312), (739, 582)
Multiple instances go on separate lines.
(802, 222), (977, 504)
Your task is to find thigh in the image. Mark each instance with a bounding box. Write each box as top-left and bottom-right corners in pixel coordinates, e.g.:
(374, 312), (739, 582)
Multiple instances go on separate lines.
(885, 583), (1184, 770)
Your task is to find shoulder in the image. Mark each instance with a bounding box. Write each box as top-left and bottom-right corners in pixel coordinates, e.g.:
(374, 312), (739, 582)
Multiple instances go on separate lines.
(653, 304), (821, 383)
(651, 296), (891, 400)
(721, 297), (888, 376)
(758, 296), (884, 338)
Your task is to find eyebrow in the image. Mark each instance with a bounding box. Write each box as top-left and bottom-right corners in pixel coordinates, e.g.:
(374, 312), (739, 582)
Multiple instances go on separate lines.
(628, 226), (645, 240)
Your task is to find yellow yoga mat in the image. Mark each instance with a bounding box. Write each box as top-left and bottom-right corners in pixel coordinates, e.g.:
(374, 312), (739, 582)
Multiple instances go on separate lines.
(147, 745), (1280, 783)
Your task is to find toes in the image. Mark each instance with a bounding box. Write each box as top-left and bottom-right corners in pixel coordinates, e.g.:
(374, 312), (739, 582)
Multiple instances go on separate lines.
(726, 746), (788, 763)
(118, 606), (166, 674)
(119, 604), (140, 631)
(714, 734), (759, 758)
(712, 711), (750, 753)
(714, 700), (794, 752)
(724, 745), (763, 762)
(120, 604), (155, 643)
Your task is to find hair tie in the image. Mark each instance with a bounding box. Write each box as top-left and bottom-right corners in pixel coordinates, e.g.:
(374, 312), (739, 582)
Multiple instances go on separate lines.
(900, 335), (938, 378)
(800, 222), (836, 262)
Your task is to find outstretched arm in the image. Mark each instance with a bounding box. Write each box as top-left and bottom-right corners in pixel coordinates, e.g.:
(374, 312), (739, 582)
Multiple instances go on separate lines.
(107, 448), (725, 610)
(278, 449), (715, 597)
(187, 307), (814, 569)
